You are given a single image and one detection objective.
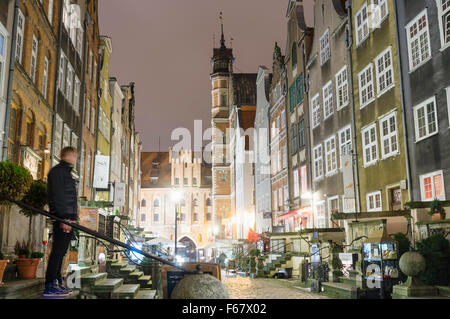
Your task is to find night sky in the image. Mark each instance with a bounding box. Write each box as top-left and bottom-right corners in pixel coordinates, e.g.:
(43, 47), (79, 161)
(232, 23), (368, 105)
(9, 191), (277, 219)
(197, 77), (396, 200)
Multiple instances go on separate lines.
(98, 1), (311, 152)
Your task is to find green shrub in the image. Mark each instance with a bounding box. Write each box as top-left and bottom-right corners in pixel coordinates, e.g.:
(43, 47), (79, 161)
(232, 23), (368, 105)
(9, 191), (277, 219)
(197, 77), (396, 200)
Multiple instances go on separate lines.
(428, 199), (445, 216)
(0, 161), (33, 206)
(416, 233), (450, 286)
(393, 233), (411, 257)
(20, 181), (47, 217)
(30, 252), (44, 259)
(249, 249), (261, 257)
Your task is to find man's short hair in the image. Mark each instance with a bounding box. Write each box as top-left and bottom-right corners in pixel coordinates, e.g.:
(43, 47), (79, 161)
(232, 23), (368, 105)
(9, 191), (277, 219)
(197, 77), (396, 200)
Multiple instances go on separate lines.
(60, 146), (77, 158)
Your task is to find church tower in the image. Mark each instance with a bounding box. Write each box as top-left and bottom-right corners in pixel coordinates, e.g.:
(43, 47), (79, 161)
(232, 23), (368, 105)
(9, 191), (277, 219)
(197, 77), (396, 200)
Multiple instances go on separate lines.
(210, 14), (234, 239)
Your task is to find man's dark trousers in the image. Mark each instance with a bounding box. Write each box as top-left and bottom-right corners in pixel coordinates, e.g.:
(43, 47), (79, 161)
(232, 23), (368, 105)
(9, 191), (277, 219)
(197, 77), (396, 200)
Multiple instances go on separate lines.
(45, 221), (72, 285)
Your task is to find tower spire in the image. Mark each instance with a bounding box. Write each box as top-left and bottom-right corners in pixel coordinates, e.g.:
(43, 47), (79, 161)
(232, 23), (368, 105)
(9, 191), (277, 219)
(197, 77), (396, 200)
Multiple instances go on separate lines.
(220, 11), (225, 48)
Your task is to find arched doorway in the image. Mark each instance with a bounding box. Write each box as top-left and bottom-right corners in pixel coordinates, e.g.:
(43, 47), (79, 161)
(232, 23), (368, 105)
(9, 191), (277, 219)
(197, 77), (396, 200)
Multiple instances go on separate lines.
(178, 236), (197, 262)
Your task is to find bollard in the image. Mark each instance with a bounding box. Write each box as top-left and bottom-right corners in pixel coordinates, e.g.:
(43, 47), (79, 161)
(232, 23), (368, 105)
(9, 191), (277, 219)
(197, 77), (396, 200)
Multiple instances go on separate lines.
(171, 265), (229, 299)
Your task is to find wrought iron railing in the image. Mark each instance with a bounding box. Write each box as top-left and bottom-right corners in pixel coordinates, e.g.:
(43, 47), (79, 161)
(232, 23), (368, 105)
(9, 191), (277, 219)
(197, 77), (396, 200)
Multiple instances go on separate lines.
(0, 194), (195, 274)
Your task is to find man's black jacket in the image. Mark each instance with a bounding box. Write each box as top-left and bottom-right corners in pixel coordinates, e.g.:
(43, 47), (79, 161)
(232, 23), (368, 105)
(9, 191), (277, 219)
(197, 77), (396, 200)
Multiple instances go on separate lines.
(47, 160), (78, 220)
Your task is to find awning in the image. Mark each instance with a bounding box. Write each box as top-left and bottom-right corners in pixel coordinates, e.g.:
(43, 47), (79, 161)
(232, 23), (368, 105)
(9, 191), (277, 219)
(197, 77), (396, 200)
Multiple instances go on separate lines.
(276, 207), (311, 222)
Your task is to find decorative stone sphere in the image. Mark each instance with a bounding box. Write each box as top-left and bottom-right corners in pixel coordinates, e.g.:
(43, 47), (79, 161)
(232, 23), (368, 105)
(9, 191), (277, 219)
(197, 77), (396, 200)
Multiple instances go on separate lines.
(399, 251), (426, 277)
(171, 274), (230, 299)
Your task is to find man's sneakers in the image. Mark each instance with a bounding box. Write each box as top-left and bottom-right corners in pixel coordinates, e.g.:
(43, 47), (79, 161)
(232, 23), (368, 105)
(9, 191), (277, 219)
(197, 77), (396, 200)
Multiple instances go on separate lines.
(58, 278), (73, 294)
(43, 280), (69, 297)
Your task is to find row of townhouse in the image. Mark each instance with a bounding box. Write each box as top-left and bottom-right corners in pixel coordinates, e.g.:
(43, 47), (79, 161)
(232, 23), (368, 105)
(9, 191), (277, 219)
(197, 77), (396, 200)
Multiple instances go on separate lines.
(0, 1), (142, 260)
(254, 0), (450, 239)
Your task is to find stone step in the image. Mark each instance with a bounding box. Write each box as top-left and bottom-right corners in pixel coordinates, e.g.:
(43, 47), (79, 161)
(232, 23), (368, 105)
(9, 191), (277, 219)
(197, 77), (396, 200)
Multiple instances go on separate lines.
(80, 273), (108, 287)
(68, 265), (92, 276)
(135, 288), (156, 299)
(322, 282), (358, 299)
(437, 286), (450, 298)
(93, 278), (124, 295)
(137, 276), (152, 288)
(129, 271), (144, 279)
(110, 262), (127, 269)
(339, 276), (356, 286)
(119, 266), (137, 274)
(0, 279), (45, 299)
(111, 284), (140, 299)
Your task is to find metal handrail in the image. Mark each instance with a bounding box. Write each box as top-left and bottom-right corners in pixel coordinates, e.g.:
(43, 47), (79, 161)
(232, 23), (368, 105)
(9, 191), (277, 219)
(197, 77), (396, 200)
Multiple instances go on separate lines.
(0, 195), (194, 274)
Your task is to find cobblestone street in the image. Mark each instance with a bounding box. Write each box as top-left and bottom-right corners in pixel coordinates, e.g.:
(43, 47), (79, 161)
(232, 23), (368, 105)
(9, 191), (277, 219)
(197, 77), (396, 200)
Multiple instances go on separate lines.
(223, 274), (329, 299)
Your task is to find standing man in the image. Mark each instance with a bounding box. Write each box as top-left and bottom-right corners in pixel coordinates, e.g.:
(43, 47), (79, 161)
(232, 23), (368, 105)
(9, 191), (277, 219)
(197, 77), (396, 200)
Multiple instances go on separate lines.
(44, 147), (79, 296)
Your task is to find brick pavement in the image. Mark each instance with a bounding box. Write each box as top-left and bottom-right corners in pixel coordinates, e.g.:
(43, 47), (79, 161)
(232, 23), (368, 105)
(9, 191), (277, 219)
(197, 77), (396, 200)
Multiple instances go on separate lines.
(222, 274), (329, 299)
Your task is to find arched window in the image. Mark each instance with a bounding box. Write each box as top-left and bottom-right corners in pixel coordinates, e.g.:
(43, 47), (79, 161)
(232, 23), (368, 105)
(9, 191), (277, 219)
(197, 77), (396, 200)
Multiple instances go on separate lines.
(141, 213), (146, 222)
(206, 198), (211, 207)
(141, 199), (146, 207)
(193, 199), (198, 207)
(292, 42), (297, 68)
(154, 199), (159, 207)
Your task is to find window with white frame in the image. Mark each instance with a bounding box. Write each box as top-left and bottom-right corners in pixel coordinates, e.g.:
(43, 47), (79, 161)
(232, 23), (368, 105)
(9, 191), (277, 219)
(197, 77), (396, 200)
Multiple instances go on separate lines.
(328, 196), (340, 217)
(0, 23), (7, 98)
(371, 0), (388, 27)
(413, 96), (438, 142)
(325, 136), (337, 175)
(420, 170), (446, 201)
(323, 81), (334, 119)
(339, 125), (352, 158)
(86, 99), (90, 130)
(15, 9), (25, 63)
(66, 64), (73, 102)
(90, 106), (95, 134)
(89, 51), (93, 80)
(437, 0), (450, 49)
(48, 0), (54, 25)
(30, 35), (38, 83)
(278, 188), (283, 210)
(313, 144), (323, 180)
(375, 46), (394, 96)
(406, 10), (431, 71)
(58, 53), (66, 92)
(367, 191), (382, 212)
(336, 66), (349, 110)
(282, 145), (287, 169)
(320, 29), (330, 66)
(273, 191), (278, 211)
(74, 76), (80, 113)
(358, 63), (375, 108)
(315, 201), (327, 228)
(281, 110), (286, 129)
(355, 3), (369, 46)
(379, 111), (398, 158)
(301, 165), (307, 194)
(293, 169), (300, 198)
(311, 93), (321, 128)
(362, 123), (378, 166)
(43, 57), (49, 99)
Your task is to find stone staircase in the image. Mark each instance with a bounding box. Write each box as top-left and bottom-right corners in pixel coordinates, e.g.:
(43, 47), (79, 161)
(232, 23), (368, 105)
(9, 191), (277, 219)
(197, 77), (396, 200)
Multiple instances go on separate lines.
(260, 253), (293, 278)
(74, 261), (156, 299)
(321, 270), (362, 299)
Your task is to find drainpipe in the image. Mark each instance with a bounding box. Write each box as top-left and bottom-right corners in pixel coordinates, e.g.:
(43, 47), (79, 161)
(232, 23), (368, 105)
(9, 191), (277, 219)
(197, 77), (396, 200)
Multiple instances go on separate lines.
(49, 0), (65, 165)
(78, 11), (89, 197)
(345, 0), (362, 214)
(2, 0), (20, 161)
(302, 38), (314, 228)
(394, 1), (414, 246)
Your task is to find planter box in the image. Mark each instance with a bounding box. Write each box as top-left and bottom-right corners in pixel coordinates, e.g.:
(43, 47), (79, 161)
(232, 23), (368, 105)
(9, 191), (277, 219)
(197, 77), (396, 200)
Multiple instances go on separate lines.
(68, 251), (78, 263)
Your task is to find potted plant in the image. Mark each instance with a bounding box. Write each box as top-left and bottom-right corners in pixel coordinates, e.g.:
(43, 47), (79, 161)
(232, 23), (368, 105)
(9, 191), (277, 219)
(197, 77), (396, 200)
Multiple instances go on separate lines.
(14, 240), (29, 259)
(0, 251), (8, 286)
(68, 230), (79, 263)
(428, 198), (446, 221)
(15, 181), (48, 279)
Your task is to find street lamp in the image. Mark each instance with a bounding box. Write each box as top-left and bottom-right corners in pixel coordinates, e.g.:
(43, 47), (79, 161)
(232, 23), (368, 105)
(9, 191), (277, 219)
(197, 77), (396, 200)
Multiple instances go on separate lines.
(170, 189), (183, 257)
